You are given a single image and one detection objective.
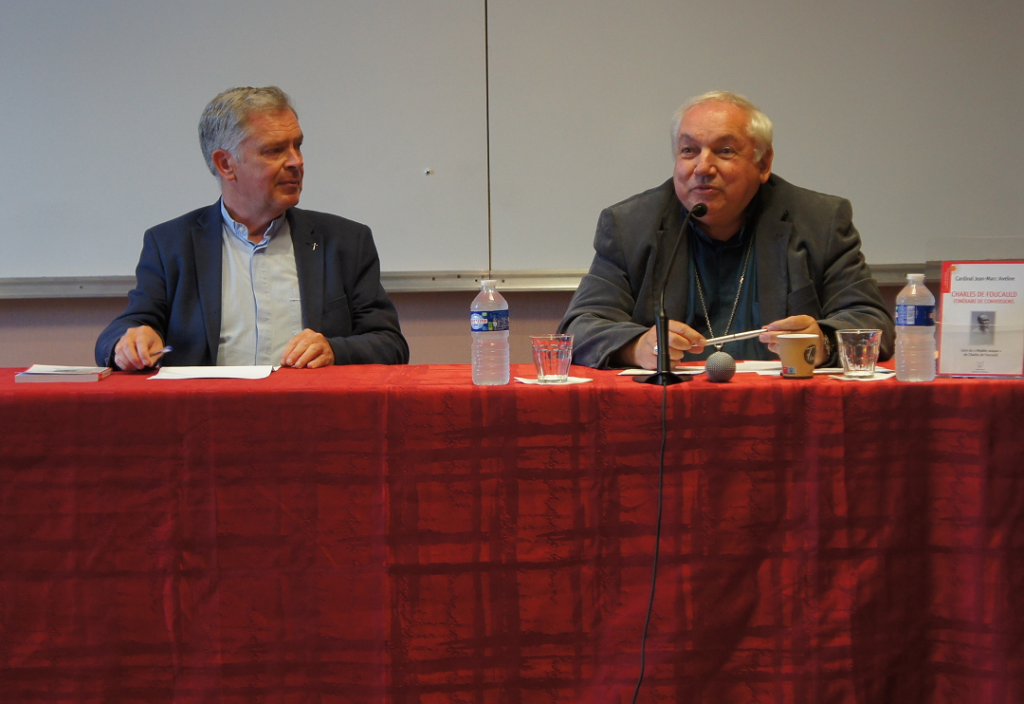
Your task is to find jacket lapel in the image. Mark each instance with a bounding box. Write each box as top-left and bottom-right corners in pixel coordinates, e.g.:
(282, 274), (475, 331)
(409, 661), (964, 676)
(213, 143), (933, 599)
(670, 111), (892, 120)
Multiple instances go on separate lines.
(193, 203), (224, 362)
(289, 208), (323, 331)
(755, 198), (791, 325)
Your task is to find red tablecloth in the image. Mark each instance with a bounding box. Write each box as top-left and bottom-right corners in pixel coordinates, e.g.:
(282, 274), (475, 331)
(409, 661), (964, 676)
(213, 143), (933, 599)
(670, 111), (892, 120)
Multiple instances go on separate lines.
(2, 365), (1023, 703)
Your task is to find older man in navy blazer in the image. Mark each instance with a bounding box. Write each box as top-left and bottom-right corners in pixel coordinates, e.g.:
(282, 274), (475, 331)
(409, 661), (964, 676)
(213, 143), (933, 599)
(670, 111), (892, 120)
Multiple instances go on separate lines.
(96, 86), (408, 370)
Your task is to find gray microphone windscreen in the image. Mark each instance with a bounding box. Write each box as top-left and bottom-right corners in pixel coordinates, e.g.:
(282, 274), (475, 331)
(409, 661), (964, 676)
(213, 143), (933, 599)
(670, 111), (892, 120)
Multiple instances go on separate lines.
(705, 351), (736, 383)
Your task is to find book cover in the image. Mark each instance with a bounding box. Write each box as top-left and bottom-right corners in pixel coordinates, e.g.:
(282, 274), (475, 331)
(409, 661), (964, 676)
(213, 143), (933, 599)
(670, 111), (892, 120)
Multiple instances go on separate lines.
(938, 261), (1024, 376)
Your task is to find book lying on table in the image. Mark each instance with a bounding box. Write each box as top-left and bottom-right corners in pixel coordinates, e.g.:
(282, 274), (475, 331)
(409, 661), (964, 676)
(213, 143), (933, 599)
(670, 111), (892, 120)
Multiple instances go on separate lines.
(15, 364), (113, 383)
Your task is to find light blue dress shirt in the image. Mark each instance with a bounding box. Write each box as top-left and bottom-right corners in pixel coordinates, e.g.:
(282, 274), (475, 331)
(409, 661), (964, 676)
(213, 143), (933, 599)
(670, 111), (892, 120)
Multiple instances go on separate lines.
(218, 202), (304, 365)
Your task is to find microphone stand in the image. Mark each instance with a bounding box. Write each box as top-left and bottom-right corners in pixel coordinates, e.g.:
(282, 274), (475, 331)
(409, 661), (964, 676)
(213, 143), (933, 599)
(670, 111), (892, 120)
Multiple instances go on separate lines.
(636, 203), (707, 386)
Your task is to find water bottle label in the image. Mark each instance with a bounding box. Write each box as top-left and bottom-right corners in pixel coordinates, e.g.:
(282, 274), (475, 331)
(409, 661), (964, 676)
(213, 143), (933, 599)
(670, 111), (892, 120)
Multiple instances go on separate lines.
(895, 304), (935, 326)
(470, 309), (509, 332)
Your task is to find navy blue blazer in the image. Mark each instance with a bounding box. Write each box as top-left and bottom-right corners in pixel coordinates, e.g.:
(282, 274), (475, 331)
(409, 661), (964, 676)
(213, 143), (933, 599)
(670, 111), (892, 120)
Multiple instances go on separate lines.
(95, 202), (409, 367)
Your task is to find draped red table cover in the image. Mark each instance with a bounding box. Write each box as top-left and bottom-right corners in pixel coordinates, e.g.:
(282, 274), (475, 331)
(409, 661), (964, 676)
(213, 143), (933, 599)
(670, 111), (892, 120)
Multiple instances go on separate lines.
(2, 364), (1023, 703)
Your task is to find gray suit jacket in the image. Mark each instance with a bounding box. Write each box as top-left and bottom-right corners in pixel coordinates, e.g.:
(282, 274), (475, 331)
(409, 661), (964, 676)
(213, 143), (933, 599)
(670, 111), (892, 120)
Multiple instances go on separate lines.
(96, 202), (409, 367)
(559, 175), (894, 368)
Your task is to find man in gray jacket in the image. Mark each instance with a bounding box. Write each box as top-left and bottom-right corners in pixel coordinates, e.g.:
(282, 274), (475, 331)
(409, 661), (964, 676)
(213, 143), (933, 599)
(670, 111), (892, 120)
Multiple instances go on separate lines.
(559, 90), (894, 370)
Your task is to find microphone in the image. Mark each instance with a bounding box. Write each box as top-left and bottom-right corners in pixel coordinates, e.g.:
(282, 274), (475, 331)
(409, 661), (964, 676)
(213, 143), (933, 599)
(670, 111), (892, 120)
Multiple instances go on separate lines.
(705, 350), (736, 382)
(636, 202), (708, 386)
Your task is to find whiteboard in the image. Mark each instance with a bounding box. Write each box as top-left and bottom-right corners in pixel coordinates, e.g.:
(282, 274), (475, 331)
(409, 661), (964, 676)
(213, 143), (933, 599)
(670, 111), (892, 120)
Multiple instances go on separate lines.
(488, 0), (1024, 269)
(0, 0), (489, 278)
(2, 0), (1022, 283)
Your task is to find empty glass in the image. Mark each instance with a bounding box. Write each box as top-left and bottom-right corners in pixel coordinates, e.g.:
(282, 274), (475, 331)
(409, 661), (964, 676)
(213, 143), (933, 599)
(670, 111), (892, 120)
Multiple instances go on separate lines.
(837, 329), (883, 378)
(531, 334), (573, 383)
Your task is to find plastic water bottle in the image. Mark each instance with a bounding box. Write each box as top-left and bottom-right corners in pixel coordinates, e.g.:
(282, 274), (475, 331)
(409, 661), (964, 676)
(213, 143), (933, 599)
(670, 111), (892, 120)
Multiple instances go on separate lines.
(471, 279), (510, 385)
(895, 273), (936, 382)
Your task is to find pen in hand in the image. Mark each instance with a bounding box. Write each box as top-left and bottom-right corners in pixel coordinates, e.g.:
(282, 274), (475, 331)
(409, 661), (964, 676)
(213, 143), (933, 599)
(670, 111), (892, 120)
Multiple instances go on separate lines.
(152, 346), (172, 367)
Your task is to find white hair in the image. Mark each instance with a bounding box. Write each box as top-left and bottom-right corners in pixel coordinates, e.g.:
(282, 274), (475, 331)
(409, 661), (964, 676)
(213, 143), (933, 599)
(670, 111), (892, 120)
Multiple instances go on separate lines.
(198, 86), (296, 176)
(671, 90), (773, 162)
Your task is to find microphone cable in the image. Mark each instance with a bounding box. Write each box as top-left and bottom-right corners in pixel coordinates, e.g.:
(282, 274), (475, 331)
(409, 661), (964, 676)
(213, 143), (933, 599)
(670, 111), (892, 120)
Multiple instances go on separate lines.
(629, 202), (704, 702)
(629, 382), (670, 704)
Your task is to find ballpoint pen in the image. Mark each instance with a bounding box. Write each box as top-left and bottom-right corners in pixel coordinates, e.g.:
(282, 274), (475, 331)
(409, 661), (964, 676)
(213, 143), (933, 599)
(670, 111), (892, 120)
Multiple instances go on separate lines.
(704, 328), (769, 346)
(152, 346), (173, 367)
(654, 328), (768, 355)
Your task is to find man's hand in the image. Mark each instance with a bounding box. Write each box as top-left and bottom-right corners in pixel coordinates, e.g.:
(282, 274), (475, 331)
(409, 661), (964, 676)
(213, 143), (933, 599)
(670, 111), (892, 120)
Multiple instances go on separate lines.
(114, 325), (166, 371)
(760, 315), (828, 366)
(620, 321), (706, 370)
(281, 329), (335, 368)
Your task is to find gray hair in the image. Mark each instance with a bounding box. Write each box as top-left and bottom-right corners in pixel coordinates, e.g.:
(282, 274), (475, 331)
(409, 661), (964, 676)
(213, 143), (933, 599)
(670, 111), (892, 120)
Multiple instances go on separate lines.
(671, 90), (773, 162)
(198, 86), (296, 176)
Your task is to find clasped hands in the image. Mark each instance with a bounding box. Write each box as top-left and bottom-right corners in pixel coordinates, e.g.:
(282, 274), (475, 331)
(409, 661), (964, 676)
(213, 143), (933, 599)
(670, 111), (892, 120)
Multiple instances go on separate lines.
(621, 315), (827, 370)
(113, 325), (335, 371)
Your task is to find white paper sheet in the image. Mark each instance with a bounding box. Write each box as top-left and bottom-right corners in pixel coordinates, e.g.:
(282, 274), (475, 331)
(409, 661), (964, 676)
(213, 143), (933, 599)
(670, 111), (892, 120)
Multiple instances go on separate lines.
(149, 366), (277, 380)
(617, 367), (706, 376)
(514, 376), (594, 385)
(753, 366), (895, 378)
(618, 360), (782, 376)
(827, 370), (896, 382)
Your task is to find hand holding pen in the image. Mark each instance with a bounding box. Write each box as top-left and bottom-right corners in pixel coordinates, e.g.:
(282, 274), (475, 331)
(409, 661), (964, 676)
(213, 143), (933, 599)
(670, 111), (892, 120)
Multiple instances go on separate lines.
(652, 328), (768, 355)
(113, 325), (172, 371)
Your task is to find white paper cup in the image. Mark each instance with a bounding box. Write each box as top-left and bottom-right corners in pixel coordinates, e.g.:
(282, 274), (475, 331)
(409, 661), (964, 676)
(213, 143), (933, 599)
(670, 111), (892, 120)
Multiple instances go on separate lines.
(778, 333), (818, 378)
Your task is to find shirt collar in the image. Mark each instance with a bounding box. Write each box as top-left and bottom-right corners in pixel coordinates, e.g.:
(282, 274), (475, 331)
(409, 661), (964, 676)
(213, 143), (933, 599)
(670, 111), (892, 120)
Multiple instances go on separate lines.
(220, 199), (285, 245)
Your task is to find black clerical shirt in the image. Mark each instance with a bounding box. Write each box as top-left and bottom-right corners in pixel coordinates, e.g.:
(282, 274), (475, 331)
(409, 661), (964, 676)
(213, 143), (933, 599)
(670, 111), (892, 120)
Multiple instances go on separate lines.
(683, 212), (768, 361)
